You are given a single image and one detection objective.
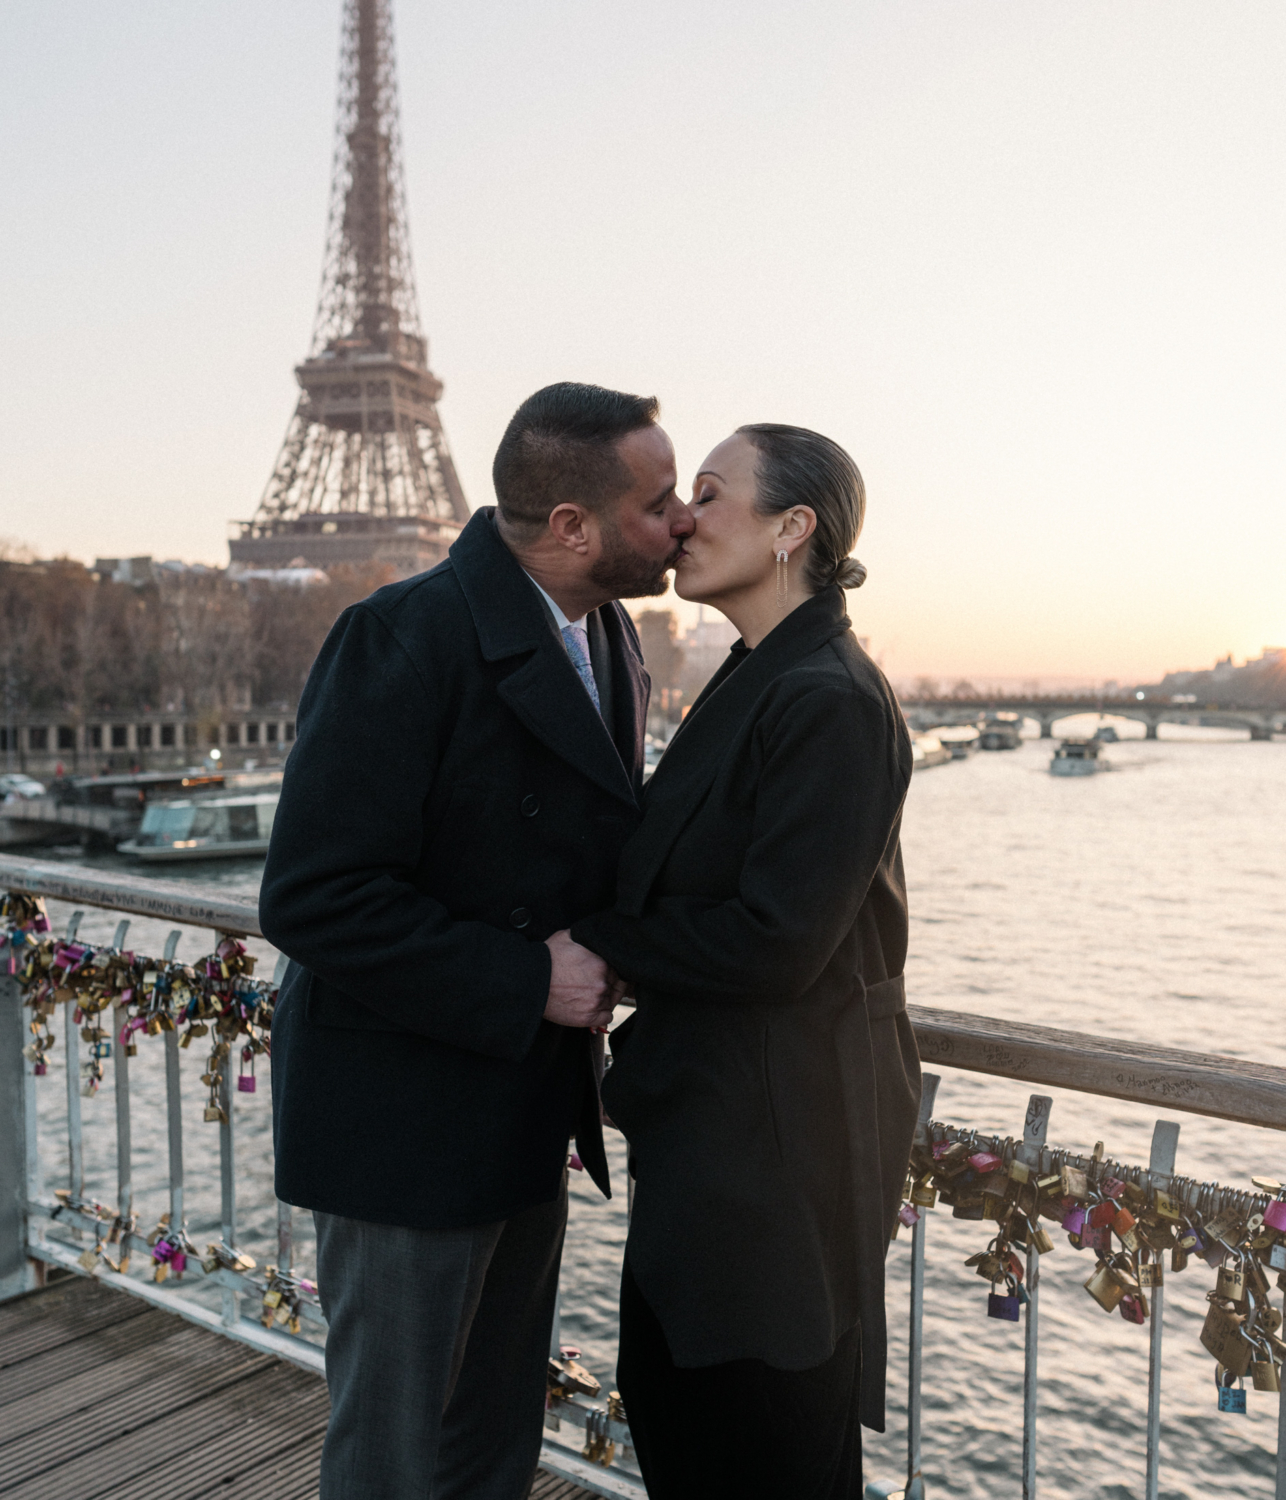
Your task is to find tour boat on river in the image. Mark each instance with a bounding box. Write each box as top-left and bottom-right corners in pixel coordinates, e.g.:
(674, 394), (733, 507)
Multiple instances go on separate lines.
(1050, 738), (1110, 777)
(116, 789), (278, 861)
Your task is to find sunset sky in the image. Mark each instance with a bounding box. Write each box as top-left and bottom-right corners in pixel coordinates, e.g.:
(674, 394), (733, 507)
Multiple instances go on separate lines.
(3, 1), (1284, 682)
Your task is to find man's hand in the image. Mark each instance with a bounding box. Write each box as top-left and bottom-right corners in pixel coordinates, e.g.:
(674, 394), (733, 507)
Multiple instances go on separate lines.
(543, 930), (616, 1029)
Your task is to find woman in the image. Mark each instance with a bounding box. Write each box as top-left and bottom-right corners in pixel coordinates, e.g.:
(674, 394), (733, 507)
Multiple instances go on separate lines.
(571, 424), (921, 1499)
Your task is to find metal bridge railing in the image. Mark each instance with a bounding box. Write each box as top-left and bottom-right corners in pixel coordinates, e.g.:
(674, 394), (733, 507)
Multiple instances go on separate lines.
(2, 852), (1286, 1500)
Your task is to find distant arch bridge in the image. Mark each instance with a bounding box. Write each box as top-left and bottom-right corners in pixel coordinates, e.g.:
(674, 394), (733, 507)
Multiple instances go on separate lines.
(899, 694), (1285, 741)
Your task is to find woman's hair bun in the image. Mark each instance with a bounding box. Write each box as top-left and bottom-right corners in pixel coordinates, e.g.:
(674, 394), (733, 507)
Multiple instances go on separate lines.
(834, 556), (868, 590)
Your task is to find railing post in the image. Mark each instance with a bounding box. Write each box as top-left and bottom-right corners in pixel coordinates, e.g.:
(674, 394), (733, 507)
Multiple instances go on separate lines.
(1146, 1120), (1180, 1500)
(277, 1199), (293, 1275)
(904, 1071), (940, 1500)
(63, 912), (84, 1207)
(161, 931), (184, 1234)
(1277, 1282), (1286, 1500)
(110, 920), (132, 1249)
(271, 952), (291, 1277)
(218, 984), (238, 1327)
(1018, 1094), (1052, 1500)
(0, 940), (40, 1301)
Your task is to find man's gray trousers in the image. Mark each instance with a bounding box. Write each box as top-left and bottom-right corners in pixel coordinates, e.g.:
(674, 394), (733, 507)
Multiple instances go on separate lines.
(314, 1180), (567, 1500)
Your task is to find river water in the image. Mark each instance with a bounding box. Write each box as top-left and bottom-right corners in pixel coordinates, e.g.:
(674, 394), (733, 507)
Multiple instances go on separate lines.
(22, 718), (1286, 1499)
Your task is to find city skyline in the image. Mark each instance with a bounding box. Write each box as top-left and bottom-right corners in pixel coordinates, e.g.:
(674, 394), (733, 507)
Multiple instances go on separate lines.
(3, 1), (1284, 681)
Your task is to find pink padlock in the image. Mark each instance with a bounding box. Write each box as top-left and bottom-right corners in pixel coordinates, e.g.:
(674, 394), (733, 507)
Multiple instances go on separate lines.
(1063, 1206), (1088, 1235)
(969, 1152), (1003, 1174)
(1119, 1293), (1147, 1325)
(237, 1075), (256, 1093)
(898, 1203), (920, 1228)
(1261, 1199), (1286, 1232)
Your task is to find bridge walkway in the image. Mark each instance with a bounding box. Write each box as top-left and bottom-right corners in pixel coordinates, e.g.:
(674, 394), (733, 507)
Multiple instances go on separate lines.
(0, 1275), (596, 1500)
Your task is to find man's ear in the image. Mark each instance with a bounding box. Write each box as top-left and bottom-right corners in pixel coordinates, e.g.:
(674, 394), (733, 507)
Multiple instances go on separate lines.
(547, 503), (594, 555)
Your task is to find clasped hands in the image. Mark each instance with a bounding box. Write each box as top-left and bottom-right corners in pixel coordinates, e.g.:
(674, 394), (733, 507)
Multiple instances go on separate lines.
(543, 929), (630, 1030)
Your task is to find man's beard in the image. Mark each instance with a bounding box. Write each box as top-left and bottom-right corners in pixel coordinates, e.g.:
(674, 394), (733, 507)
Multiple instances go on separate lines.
(589, 516), (683, 599)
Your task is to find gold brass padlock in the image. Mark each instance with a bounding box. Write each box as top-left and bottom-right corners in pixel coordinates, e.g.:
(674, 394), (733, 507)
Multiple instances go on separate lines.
(1251, 1359), (1281, 1393)
(911, 1179), (937, 1209)
(1216, 1265), (1247, 1303)
(1201, 1299), (1252, 1377)
(1085, 1262), (1125, 1314)
(1061, 1166), (1089, 1200)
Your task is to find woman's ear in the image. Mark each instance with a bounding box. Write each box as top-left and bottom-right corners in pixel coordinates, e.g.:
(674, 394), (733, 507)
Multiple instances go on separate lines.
(777, 506), (817, 552)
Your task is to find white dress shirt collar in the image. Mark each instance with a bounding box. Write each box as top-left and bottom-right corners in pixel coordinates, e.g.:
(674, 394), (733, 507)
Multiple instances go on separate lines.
(523, 572), (587, 631)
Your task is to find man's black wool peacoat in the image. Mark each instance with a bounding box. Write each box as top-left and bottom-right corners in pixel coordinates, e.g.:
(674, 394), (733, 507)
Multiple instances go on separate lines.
(572, 586), (921, 1432)
(260, 508), (648, 1229)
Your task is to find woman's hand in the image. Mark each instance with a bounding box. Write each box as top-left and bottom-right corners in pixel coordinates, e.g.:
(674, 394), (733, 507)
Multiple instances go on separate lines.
(607, 968), (636, 1005)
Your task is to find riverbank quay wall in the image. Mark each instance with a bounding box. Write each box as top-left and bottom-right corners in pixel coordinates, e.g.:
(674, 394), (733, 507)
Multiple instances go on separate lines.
(1, 710), (298, 780)
(4, 854), (1286, 1500)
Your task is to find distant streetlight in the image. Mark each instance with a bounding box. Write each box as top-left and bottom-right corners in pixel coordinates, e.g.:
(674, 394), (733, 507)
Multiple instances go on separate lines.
(1135, 691), (1145, 700)
(210, 748), (222, 761)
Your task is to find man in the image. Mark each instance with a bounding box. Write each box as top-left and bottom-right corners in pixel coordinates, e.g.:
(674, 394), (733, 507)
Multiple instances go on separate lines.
(260, 382), (693, 1500)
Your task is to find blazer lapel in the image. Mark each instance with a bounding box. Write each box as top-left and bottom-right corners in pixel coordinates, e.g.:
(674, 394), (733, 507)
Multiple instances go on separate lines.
(617, 589), (852, 914)
(451, 509), (640, 808)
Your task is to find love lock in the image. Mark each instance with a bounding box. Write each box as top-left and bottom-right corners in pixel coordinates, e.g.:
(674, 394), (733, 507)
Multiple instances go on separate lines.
(863, 1480), (926, 1500)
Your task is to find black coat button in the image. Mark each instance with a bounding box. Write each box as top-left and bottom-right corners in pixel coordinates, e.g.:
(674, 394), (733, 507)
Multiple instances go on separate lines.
(520, 794), (540, 818)
(509, 907), (531, 929)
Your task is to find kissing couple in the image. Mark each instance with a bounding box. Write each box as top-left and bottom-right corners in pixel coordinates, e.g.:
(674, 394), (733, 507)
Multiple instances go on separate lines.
(261, 382), (922, 1500)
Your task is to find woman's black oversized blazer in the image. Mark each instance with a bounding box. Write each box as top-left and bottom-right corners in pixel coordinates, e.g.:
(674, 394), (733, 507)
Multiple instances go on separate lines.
(573, 586), (921, 1432)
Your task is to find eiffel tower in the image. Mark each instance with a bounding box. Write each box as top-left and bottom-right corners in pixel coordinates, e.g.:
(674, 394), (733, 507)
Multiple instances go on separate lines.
(230, 0), (469, 578)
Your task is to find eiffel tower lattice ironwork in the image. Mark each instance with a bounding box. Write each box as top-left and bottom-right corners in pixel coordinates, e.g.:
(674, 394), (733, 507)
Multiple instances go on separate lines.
(230, 0), (469, 578)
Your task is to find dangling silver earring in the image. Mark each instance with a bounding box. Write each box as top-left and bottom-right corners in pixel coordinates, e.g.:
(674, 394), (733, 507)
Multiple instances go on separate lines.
(776, 550), (789, 610)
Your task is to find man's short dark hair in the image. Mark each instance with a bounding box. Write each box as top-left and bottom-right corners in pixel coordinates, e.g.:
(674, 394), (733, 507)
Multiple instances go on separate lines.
(492, 382), (660, 531)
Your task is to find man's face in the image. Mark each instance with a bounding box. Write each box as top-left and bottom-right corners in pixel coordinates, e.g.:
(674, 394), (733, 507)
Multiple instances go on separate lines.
(588, 425), (694, 599)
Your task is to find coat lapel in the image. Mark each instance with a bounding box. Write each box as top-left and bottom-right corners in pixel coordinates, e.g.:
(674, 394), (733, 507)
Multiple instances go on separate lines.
(450, 510), (641, 807)
(617, 589), (852, 914)
(602, 605), (650, 797)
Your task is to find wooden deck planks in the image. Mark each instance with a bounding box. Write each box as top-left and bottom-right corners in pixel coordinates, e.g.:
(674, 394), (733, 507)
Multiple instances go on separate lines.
(0, 1277), (616, 1500)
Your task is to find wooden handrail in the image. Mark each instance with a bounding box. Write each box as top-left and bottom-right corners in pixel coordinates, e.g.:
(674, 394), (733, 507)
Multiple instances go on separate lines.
(3, 853), (1283, 1132)
(908, 1004), (1286, 1134)
(0, 855), (261, 938)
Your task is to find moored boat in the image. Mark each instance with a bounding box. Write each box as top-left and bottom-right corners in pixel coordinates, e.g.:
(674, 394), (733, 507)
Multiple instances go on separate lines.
(117, 790), (278, 860)
(936, 725), (980, 759)
(978, 715), (1022, 751)
(911, 733), (952, 770)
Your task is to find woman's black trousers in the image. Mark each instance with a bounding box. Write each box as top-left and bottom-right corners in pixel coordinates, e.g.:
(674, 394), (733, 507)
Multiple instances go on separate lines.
(616, 1256), (863, 1500)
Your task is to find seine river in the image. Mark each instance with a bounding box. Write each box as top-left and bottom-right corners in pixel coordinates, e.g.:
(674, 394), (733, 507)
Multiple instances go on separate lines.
(26, 718), (1286, 1499)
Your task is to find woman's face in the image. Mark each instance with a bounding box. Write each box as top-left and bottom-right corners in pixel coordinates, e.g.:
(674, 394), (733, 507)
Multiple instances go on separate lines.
(673, 433), (812, 605)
